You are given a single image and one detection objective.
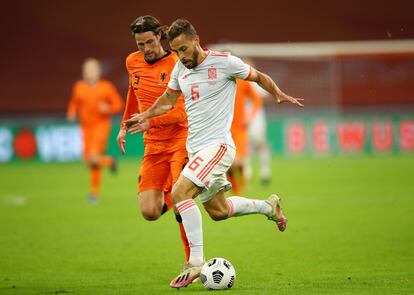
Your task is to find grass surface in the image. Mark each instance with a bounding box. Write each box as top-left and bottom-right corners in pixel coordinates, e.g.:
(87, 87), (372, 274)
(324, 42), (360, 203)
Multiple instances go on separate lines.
(0, 155), (413, 294)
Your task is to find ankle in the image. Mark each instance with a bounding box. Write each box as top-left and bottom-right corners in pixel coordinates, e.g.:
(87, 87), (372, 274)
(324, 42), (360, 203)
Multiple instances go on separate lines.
(189, 256), (204, 266)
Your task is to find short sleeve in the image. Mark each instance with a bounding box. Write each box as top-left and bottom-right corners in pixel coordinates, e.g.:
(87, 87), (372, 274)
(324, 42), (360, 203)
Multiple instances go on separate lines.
(167, 62), (181, 92)
(227, 55), (252, 80)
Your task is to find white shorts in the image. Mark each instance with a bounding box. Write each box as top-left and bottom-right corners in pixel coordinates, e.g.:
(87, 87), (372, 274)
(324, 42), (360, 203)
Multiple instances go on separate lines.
(181, 144), (235, 203)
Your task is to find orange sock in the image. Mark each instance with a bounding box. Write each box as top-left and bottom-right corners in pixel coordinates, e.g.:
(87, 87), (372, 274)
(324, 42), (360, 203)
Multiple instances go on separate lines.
(90, 167), (101, 196)
(167, 191), (190, 262)
(99, 155), (113, 168)
(177, 217), (191, 262)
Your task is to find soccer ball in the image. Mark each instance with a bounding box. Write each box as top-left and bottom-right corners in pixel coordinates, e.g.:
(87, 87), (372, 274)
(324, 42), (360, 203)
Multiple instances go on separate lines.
(200, 258), (236, 290)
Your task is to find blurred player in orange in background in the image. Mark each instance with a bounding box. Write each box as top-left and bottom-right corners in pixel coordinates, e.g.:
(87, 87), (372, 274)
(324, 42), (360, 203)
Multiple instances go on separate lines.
(116, 16), (190, 262)
(67, 58), (124, 202)
(228, 77), (261, 195)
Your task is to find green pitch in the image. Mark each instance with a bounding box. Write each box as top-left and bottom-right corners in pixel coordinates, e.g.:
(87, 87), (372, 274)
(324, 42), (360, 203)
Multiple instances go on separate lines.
(0, 155), (413, 294)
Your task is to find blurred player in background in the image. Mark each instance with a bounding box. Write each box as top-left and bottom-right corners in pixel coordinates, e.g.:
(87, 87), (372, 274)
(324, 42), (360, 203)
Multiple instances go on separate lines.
(227, 77), (261, 194)
(116, 15), (190, 262)
(67, 58), (124, 202)
(244, 58), (273, 185)
(126, 18), (303, 288)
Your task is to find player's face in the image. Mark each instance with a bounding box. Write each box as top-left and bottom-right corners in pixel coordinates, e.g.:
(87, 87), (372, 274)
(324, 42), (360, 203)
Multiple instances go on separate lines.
(134, 31), (162, 62)
(82, 60), (101, 84)
(170, 34), (200, 69)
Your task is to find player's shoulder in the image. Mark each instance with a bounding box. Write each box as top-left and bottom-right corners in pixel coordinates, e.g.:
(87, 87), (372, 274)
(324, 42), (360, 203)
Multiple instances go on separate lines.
(156, 52), (180, 70)
(209, 50), (231, 57)
(99, 79), (116, 88)
(125, 51), (145, 70)
(73, 80), (86, 90)
(207, 50), (240, 66)
(126, 51), (143, 62)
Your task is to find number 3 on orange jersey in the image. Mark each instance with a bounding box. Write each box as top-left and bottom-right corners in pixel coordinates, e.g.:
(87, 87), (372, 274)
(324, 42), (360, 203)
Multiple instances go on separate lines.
(191, 85), (200, 101)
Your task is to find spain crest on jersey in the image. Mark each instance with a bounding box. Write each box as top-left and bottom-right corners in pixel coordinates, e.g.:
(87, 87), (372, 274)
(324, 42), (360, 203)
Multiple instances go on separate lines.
(208, 67), (217, 80)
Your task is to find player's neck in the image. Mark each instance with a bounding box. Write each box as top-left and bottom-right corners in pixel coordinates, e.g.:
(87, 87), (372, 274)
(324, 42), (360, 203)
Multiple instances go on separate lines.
(85, 78), (99, 86)
(155, 47), (167, 59)
(196, 47), (208, 66)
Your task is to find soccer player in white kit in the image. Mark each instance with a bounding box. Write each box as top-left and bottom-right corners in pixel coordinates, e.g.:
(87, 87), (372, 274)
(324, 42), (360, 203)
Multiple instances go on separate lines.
(126, 19), (304, 289)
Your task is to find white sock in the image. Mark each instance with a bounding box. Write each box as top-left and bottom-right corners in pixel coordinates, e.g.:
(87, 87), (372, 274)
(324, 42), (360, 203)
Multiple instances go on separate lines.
(226, 196), (272, 217)
(176, 199), (204, 265)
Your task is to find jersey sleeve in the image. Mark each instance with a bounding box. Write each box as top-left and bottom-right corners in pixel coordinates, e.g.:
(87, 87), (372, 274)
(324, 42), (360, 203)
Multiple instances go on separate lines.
(167, 62), (181, 92)
(105, 82), (124, 114)
(120, 75), (139, 129)
(227, 55), (252, 80)
(67, 83), (80, 117)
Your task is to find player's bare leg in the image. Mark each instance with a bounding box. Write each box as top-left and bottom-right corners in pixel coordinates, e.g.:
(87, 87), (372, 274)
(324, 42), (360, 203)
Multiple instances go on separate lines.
(138, 189), (166, 220)
(170, 176), (204, 289)
(87, 153), (101, 202)
(203, 190), (230, 221)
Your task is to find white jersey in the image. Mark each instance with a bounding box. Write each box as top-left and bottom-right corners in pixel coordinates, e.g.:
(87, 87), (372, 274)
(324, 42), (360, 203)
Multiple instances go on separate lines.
(168, 50), (251, 153)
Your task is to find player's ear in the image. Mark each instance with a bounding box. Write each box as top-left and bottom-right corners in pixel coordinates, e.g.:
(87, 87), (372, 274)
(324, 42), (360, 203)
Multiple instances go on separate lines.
(194, 35), (200, 44)
(156, 31), (162, 41)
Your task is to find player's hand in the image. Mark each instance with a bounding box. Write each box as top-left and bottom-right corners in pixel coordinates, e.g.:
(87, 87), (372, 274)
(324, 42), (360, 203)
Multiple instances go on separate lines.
(276, 92), (304, 107)
(128, 119), (150, 135)
(116, 128), (127, 155)
(124, 112), (147, 128)
(99, 102), (110, 113)
(67, 113), (76, 122)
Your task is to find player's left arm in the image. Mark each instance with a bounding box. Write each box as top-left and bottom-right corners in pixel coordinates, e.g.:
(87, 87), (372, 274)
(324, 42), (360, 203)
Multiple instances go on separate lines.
(125, 88), (182, 134)
(147, 96), (186, 129)
(248, 68), (304, 107)
(105, 82), (124, 114)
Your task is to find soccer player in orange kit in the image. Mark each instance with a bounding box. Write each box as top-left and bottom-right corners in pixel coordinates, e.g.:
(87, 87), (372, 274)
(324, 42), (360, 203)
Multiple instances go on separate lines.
(67, 58), (124, 201)
(116, 15), (190, 262)
(228, 78), (262, 194)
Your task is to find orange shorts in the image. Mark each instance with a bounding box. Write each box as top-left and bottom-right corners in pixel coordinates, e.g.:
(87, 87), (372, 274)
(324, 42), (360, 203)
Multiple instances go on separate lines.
(82, 123), (111, 159)
(232, 127), (248, 159)
(138, 138), (188, 194)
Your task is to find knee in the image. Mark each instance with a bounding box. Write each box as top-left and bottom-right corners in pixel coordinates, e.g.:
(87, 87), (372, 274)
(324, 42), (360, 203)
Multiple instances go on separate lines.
(87, 155), (99, 168)
(140, 207), (161, 221)
(207, 208), (228, 221)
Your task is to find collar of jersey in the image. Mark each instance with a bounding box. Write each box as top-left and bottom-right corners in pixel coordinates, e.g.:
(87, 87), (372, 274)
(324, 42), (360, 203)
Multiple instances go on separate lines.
(191, 48), (210, 70)
(145, 51), (172, 65)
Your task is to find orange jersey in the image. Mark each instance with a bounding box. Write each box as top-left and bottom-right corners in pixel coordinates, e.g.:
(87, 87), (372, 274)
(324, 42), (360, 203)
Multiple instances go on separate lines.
(122, 51), (187, 142)
(67, 80), (124, 127)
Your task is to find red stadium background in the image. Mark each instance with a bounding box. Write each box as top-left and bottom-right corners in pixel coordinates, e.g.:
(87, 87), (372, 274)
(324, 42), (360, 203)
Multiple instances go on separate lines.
(1, 0), (414, 114)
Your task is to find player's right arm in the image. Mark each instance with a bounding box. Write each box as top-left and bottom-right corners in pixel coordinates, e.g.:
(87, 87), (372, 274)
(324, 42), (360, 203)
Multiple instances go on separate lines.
(117, 76), (139, 155)
(126, 88), (182, 134)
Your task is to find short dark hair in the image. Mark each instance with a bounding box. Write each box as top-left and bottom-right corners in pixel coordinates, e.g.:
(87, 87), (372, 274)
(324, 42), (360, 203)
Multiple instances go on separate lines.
(167, 19), (197, 41)
(130, 15), (167, 39)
